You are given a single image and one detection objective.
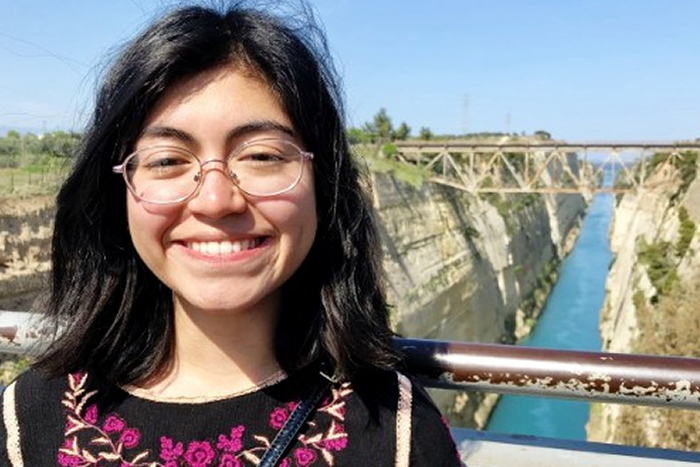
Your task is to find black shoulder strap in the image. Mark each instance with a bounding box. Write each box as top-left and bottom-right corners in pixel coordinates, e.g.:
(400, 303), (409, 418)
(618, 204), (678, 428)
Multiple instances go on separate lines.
(257, 375), (331, 467)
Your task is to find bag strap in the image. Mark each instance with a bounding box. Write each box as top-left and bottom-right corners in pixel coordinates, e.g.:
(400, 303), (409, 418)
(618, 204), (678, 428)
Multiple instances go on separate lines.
(258, 374), (331, 467)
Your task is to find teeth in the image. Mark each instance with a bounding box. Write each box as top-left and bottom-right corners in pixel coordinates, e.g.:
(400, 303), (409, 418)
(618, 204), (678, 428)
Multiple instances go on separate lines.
(188, 239), (259, 255)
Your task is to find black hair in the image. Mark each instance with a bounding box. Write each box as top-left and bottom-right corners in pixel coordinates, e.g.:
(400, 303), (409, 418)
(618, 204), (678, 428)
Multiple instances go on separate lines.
(34, 2), (399, 386)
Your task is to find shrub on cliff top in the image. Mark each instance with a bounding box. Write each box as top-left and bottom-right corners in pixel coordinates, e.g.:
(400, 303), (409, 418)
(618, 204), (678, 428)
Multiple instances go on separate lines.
(676, 207), (696, 258)
(637, 239), (677, 300)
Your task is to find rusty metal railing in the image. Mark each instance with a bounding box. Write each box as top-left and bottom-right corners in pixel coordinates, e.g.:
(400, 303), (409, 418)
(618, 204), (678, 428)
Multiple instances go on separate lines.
(1, 311), (699, 409)
(396, 338), (700, 409)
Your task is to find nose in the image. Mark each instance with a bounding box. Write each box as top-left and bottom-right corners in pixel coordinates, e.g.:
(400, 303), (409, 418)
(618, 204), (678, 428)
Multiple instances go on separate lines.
(187, 160), (247, 218)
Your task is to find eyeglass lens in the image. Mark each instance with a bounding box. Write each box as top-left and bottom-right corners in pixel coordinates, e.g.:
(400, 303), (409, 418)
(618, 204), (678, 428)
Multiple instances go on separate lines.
(123, 140), (308, 203)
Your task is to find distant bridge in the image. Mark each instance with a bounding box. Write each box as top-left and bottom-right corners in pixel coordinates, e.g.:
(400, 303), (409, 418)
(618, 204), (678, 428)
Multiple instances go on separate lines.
(392, 141), (700, 194)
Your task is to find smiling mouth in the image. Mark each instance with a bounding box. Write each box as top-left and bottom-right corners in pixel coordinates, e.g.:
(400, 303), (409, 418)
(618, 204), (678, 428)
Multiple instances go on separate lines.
(187, 238), (265, 255)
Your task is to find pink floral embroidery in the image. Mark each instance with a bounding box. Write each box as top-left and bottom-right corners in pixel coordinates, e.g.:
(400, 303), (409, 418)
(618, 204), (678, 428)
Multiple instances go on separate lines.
(184, 441), (216, 467)
(104, 414), (126, 433)
(160, 437), (185, 462)
(323, 436), (347, 452)
(217, 453), (242, 467)
(269, 407), (289, 429)
(120, 427), (142, 449)
(216, 426), (244, 453)
(85, 405), (99, 424)
(57, 438), (83, 467)
(294, 447), (317, 466)
(59, 373), (352, 466)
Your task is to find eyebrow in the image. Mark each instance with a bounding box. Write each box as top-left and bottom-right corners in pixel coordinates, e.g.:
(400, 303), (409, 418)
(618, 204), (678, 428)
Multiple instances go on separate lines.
(138, 120), (297, 144)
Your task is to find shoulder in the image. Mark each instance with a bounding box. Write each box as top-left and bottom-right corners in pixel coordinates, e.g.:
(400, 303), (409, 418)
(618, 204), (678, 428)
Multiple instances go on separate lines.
(401, 373), (463, 467)
(3, 368), (66, 407)
(345, 370), (462, 466)
(2, 369), (68, 431)
(0, 369), (69, 466)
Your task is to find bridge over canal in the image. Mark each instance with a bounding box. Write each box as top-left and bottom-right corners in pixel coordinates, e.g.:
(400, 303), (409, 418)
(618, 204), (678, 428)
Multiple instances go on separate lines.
(391, 140), (700, 194)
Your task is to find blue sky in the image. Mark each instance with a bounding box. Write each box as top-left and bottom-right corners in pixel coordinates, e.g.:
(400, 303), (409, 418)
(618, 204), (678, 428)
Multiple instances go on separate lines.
(1, 0), (699, 141)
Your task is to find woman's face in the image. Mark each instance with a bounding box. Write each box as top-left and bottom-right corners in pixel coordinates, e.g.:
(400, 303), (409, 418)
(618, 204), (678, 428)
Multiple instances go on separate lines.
(126, 66), (317, 319)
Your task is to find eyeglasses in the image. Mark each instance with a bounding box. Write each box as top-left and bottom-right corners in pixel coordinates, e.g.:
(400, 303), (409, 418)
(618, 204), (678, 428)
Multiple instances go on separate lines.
(112, 138), (314, 205)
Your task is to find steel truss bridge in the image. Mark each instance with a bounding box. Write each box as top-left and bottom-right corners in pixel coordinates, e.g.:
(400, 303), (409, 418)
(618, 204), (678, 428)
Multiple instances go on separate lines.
(392, 141), (700, 194)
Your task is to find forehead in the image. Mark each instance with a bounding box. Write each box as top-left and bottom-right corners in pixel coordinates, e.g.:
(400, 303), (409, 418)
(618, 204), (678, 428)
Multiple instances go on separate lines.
(139, 65), (293, 142)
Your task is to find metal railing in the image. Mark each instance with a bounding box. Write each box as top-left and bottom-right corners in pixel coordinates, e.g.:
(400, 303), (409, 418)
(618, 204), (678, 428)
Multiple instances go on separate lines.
(1, 310), (698, 409)
(396, 338), (700, 409)
(2, 311), (699, 465)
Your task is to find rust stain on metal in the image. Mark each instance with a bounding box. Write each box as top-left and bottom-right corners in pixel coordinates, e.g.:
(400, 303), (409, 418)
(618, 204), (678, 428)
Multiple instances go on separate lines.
(0, 325), (18, 342)
(397, 338), (700, 409)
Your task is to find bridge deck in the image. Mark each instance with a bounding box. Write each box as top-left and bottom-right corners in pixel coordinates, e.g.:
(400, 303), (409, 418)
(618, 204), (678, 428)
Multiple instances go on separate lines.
(387, 140), (700, 194)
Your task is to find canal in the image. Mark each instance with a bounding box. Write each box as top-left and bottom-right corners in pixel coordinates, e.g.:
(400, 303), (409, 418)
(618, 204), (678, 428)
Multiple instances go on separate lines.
(486, 191), (614, 440)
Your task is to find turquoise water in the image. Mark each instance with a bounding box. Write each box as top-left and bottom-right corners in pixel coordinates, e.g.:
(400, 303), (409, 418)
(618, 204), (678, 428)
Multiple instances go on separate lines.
(486, 192), (614, 440)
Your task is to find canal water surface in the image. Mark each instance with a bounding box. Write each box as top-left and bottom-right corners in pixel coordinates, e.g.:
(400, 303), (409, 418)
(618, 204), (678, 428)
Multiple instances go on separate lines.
(486, 191), (614, 440)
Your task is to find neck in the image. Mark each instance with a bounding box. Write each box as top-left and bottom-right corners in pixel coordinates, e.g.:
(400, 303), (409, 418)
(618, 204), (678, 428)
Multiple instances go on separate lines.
(141, 297), (282, 398)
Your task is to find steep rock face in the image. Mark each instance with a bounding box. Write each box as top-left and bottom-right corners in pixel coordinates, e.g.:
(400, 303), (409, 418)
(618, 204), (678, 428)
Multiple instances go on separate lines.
(372, 172), (586, 427)
(0, 173), (588, 428)
(588, 160), (700, 448)
(0, 196), (54, 310)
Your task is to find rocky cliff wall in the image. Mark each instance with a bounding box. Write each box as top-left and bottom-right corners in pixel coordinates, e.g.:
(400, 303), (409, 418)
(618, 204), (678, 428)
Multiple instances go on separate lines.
(371, 172), (586, 427)
(0, 196), (54, 310)
(0, 172), (588, 429)
(588, 158), (700, 449)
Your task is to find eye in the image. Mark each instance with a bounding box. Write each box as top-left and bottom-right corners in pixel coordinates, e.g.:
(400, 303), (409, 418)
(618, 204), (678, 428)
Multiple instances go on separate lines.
(245, 152), (286, 163)
(133, 148), (197, 179)
(235, 145), (293, 166)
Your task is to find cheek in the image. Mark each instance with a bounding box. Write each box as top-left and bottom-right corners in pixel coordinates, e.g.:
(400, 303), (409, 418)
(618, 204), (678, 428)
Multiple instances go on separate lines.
(267, 189), (318, 258)
(126, 197), (176, 258)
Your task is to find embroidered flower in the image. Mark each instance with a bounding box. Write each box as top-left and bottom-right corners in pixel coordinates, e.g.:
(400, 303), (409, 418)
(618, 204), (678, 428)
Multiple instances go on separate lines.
(60, 373), (353, 467)
(294, 447), (317, 466)
(323, 436), (348, 451)
(103, 414), (126, 433)
(84, 404), (99, 424)
(185, 440), (216, 467)
(216, 425), (245, 453)
(161, 436), (185, 461)
(217, 453), (242, 467)
(57, 439), (82, 466)
(57, 452), (82, 467)
(269, 407), (289, 429)
(120, 427), (142, 449)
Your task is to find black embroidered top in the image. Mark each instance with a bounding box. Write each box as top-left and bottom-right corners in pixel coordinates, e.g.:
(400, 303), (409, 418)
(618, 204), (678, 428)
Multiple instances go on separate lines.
(0, 368), (462, 467)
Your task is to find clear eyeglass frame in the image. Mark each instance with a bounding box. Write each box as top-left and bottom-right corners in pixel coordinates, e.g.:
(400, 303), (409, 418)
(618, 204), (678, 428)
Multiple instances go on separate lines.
(112, 138), (314, 205)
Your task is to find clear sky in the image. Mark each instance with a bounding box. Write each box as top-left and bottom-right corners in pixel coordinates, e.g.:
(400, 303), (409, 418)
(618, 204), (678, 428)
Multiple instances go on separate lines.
(1, 0), (699, 142)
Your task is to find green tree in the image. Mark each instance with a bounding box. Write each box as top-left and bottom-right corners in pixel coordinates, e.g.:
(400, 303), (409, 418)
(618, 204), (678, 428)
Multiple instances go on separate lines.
(0, 131), (21, 156)
(419, 126), (433, 140)
(22, 133), (42, 154)
(346, 127), (371, 145)
(372, 108), (393, 142)
(393, 122), (411, 141)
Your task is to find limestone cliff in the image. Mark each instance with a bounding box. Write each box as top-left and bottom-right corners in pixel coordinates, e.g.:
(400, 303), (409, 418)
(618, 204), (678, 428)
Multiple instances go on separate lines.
(0, 166), (588, 429)
(0, 196), (53, 310)
(588, 154), (700, 450)
(371, 172), (586, 427)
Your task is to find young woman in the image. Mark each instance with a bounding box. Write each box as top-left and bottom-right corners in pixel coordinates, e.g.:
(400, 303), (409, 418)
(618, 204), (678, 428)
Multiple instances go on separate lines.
(0, 4), (462, 466)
